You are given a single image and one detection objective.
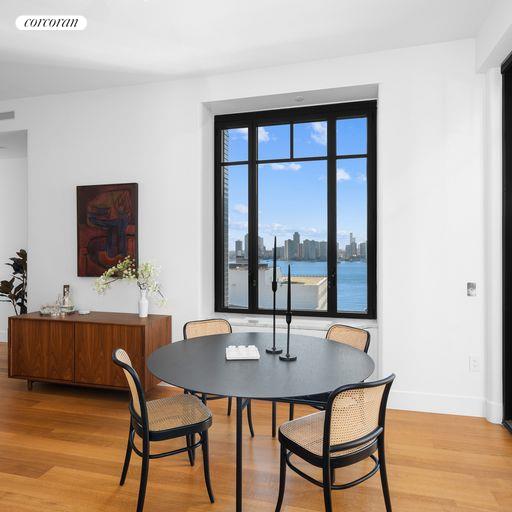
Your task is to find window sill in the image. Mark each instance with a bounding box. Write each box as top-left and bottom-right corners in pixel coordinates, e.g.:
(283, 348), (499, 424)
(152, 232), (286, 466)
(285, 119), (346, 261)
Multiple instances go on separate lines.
(220, 313), (378, 332)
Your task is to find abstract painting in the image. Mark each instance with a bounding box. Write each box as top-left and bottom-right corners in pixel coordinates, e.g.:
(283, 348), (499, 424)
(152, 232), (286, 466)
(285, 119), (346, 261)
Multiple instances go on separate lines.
(76, 183), (138, 277)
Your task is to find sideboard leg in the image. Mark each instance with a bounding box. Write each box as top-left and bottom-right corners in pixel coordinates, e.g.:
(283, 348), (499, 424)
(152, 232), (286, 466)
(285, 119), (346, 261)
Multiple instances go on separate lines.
(27, 380), (33, 391)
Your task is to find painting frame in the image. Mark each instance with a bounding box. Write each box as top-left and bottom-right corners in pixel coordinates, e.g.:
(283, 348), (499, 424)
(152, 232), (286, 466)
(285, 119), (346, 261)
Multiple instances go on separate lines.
(76, 182), (138, 277)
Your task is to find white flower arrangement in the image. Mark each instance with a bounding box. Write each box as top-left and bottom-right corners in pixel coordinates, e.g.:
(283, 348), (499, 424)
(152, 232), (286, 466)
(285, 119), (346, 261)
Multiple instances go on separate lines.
(94, 256), (166, 306)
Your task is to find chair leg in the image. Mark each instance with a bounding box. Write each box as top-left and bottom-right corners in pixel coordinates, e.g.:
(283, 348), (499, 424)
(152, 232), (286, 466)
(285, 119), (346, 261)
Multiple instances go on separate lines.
(272, 401), (277, 438)
(187, 433), (196, 466)
(201, 431), (215, 503)
(227, 396), (232, 416)
(378, 436), (392, 512)
(247, 399), (255, 437)
(322, 462), (333, 512)
(289, 403), (294, 421)
(119, 424), (133, 485)
(275, 444), (287, 512)
(136, 437), (150, 512)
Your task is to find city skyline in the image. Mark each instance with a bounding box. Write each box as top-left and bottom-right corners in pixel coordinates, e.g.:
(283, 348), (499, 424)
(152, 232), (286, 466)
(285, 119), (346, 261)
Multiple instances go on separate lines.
(231, 230), (367, 262)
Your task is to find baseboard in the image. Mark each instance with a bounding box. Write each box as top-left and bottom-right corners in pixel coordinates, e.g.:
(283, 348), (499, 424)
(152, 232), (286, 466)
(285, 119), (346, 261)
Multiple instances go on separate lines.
(389, 389), (486, 418)
(485, 399), (503, 424)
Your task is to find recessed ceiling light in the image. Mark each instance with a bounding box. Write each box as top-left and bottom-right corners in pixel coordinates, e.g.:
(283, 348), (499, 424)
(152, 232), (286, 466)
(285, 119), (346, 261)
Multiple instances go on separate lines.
(295, 95), (304, 103)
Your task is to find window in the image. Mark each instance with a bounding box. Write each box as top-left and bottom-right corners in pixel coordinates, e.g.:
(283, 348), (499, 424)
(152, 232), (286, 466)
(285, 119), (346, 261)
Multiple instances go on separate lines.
(215, 101), (376, 318)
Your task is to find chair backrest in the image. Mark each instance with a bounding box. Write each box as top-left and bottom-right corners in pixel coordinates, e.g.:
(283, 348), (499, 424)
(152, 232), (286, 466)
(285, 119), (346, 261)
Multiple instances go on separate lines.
(112, 348), (147, 422)
(183, 318), (232, 340)
(325, 324), (370, 353)
(324, 374), (395, 456)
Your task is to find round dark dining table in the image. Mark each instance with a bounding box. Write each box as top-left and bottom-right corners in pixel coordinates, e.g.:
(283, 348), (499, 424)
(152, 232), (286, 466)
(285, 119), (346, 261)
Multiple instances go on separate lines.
(147, 332), (375, 512)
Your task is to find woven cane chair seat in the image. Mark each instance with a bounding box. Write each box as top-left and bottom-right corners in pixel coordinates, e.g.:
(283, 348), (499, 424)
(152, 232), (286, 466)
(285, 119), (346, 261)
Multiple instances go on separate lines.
(146, 394), (212, 432)
(280, 411), (374, 457)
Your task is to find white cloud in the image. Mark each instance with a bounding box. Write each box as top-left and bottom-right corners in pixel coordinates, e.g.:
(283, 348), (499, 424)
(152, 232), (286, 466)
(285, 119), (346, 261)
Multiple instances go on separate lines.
(233, 203), (248, 214)
(356, 173), (367, 182)
(336, 167), (351, 181)
(258, 127), (270, 143)
(228, 220), (248, 231)
(268, 162), (301, 171)
(311, 122), (327, 146)
(235, 127), (248, 141)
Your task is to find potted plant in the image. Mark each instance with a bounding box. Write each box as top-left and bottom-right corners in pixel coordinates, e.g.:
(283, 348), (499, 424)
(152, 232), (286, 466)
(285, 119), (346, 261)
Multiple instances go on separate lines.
(0, 249), (27, 316)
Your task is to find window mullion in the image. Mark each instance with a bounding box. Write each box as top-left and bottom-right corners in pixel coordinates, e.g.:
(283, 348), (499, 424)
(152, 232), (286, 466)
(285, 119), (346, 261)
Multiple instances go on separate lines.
(327, 116), (338, 315)
(248, 122), (259, 312)
(366, 109), (377, 317)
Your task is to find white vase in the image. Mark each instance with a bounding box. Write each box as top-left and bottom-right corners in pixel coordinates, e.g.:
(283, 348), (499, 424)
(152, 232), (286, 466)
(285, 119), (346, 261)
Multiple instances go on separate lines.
(138, 289), (149, 318)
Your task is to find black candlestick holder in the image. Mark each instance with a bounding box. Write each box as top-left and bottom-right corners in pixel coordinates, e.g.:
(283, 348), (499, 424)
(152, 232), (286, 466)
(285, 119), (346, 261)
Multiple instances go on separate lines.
(279, 311), (297, 361)
(266, 279), (283, 354)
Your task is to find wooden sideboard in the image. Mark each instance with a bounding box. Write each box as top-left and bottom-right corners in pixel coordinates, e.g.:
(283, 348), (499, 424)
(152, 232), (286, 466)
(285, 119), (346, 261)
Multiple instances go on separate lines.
(8, 311), (172, 392)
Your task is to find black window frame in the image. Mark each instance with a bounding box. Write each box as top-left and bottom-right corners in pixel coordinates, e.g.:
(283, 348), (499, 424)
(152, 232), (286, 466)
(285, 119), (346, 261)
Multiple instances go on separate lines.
(214, 100), (377, 319)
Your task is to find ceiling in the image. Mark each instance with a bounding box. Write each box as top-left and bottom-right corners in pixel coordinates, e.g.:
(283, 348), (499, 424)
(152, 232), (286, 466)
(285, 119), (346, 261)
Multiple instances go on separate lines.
(0, 130), (27, 159)
(0, 0), (496, 101)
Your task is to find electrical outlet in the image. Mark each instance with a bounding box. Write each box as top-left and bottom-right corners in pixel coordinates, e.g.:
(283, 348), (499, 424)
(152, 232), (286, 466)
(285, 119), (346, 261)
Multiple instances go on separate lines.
(469, 355), (481, 373)
(467, 282), (476, 297)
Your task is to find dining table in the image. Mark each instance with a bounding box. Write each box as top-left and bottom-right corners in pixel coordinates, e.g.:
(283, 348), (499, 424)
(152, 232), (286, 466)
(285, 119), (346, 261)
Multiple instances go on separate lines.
(147, 331), (375, 512)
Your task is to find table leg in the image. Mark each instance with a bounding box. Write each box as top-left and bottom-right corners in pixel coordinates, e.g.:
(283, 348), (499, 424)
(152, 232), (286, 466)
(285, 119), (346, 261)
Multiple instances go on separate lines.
(272, 401), (277, 437)
(236, 397), (243, 512)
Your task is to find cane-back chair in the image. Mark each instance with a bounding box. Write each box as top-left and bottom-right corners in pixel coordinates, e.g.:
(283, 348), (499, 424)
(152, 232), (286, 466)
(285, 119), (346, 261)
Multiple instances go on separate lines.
(183, 318), (254, 437)
(275, 374), (395, 512)
(273, 324), (371, 437)
(113, 349), (214, 512)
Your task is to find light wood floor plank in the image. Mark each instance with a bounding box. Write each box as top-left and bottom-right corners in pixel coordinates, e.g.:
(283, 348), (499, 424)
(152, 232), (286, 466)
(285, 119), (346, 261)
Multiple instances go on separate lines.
(0, 343), (510, 511)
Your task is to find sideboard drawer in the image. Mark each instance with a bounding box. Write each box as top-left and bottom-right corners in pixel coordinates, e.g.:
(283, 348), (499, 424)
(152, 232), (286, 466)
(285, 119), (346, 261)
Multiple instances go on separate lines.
(9, 319), (74, 382)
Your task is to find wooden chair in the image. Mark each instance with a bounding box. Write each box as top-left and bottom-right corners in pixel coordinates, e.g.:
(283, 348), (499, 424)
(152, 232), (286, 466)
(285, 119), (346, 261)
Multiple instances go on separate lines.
(325, 324), (370, 352)
(113, 349), (214, 512)
(183, 318), (255, 437)
(273, 324), (371, 437)
(275, 374), (395, 512)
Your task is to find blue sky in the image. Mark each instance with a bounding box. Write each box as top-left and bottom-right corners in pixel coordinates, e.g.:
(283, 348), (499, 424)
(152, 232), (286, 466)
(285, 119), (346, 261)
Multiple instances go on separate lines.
(224, 118), (367, 251)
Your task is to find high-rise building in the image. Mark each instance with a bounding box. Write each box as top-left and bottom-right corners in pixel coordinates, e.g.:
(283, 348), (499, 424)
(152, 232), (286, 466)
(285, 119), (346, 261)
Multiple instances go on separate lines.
(291, 232), (301, 260)
(244, 233), (249, 258)
(303, 239), (316, 260)
(222, 164), (229, 302)
(235, 240), (243, 258)
(348, 232), (357, 259)
(284, 239), (292, 260)
(258, 236), (265, 257)
(319, 241), (328, 260)
(359, 241), (367, 259)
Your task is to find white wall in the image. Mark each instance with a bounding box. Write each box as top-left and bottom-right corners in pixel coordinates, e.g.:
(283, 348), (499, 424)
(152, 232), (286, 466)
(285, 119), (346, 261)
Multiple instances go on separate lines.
(477, 0), (512, 71)
(0, 157), (27, 339)
(0, 38), (491, 418)
(483, 67), (503, 423)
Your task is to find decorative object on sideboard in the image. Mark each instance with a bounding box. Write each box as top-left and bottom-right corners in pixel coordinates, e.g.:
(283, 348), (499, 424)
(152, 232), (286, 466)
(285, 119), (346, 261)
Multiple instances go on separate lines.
(76, 183), (138, 277)
(39, 285), (76, 317)
(266, 236), (283, 355)
(94, 256), (165, 318)
(60, 284), (75, 313)
(279, 264), (297, 362)
(0, 249), (27, 315)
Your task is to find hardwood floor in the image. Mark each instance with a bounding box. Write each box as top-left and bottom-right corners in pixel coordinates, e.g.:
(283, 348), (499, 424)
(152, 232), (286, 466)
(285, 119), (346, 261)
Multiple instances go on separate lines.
(0, 343), (510, 512)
